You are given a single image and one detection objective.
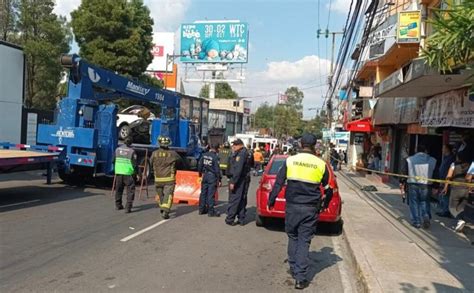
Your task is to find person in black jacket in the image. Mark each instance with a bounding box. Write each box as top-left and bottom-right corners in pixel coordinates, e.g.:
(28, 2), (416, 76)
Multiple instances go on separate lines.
(198, 143), (221, 217)
(225, 139), (250, 226)
(268, 134), (333, 289)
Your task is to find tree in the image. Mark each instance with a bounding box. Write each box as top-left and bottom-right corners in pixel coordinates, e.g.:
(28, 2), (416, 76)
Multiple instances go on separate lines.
(254, 102), (274, 129)
(422, 1), (474, 72)
(71, 0), (154, 77)
(16, 0), (71, 109)
(199, 82), (239, 99)
(0, 0), (19, 41)
(284, 86), (304, 112)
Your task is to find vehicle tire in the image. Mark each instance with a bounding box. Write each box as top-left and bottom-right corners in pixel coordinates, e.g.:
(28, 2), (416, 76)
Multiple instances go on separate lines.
(255, 214), (266, 227)
(118, 124), (131, 140)
(329, 219), (343, 235)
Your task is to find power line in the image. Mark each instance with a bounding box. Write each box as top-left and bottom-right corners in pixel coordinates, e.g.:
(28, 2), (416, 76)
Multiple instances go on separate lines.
(326, 0), (333, 29)
(242, 81), (328, 100)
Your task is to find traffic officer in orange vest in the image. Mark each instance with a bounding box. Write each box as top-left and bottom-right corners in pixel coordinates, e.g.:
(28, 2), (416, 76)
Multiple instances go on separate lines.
(151, 136), (181, 219)
(114, 137), (138, 213)
(268, 133), (333, 289)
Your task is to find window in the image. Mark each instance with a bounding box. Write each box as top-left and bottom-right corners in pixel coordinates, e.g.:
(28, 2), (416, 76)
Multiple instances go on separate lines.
(268, 158), (286, 175)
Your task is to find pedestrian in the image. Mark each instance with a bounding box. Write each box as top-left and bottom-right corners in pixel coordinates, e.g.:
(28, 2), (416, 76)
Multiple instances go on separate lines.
(268, 133), (333, 290)
(218, 141), (232, 177)
(114, 137), (137, 213)
(330, 147), (340, 171)
(442, 152), (471, 232)
(273, 145), (283, 156)
(436, 144), (456, 218)
(338, 149), (345, 169)
(198, 143), (221, 217)
(454, 161), (474, 233)
(400, 145), (437, 229)
(253, 148), (264, 175)
(151, 136), (181, 219)
(225, 138), (250, 226)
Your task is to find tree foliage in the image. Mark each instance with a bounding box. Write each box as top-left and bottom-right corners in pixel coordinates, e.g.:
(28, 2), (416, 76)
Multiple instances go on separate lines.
(422, 0), (474, 72)
(284, 86), (304, 112)
(199, 82), (239, 99)
(2, 0), (71, 110)
(253, 86), (319, 138)
(71, 0), (154, 77)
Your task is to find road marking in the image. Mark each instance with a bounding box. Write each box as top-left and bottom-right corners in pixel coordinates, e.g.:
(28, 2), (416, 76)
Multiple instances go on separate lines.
(0, 199), (40, 208)
(120, 220), (168, 242)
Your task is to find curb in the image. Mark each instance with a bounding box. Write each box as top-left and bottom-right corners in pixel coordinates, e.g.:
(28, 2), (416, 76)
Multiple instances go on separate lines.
(337, 171), (384, 293)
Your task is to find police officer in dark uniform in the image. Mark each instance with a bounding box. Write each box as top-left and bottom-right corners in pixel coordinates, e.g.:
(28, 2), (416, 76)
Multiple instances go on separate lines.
(198, 143), (221, 217)
(268, 134), (333, 289)
(225, 138), (250, 226)
(114, 137), (138, 213)
(218, 141), (232, 176)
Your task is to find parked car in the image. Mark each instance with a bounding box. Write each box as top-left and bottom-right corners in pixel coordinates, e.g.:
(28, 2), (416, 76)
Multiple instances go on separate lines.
(255, 154), (343, 233)
(117, 105), (156, 140)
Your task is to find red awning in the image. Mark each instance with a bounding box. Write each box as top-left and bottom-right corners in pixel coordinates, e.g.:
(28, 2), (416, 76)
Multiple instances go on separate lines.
(345, 118), (374, 132)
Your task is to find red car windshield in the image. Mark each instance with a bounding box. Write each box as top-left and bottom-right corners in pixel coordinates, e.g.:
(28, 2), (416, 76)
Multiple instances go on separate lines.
(268, 158), (286, 175)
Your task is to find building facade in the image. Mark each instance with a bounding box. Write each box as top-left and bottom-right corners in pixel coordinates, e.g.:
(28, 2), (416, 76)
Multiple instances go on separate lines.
(341, 0), (473, 181)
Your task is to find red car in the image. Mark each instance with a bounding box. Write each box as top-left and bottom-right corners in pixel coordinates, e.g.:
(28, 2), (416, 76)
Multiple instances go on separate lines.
(255, 155), (343, 233)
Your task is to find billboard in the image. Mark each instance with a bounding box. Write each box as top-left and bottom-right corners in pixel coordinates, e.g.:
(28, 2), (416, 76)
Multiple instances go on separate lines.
(397, 11), (421, 43)
(180, 21), (248, 63)
(147, 32), (175, 72)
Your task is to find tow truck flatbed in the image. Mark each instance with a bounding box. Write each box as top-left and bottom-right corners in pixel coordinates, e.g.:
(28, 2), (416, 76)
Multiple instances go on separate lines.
(0, 143), (62, 184)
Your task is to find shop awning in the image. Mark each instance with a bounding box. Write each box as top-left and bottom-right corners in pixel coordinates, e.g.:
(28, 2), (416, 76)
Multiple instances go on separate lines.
(374, 58), (474, 98)
(345, 118), (374, 132)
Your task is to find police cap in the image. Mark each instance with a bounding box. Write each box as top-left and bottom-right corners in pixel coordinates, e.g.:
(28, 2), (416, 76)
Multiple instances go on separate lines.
(232, 138), (244, 146)
(300, 133), (317, 147)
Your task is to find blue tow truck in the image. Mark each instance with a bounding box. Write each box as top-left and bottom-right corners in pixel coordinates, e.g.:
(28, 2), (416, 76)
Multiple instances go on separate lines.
(36, 54), (202, 183)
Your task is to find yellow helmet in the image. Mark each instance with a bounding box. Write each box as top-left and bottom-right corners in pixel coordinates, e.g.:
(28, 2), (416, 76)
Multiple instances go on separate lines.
(158, 136), (171, 147)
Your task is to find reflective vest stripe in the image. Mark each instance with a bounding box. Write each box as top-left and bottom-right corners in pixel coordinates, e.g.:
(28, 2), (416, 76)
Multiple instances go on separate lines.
(286, 153), (325, 184)
(155, 175), (175, 182)
(219, 163), (228, 168)
(115, 157), (134, 175)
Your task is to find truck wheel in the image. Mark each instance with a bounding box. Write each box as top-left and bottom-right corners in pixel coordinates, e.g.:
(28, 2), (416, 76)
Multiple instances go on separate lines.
(255, 214), (266, 227)
(119, 124), (130, 140)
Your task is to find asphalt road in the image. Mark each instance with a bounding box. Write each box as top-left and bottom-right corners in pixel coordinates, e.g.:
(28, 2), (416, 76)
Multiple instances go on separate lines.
(0, 171), (359, 292)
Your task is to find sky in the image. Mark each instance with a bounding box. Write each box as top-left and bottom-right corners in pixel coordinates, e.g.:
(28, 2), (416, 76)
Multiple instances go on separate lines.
(53, 0), (350, 119)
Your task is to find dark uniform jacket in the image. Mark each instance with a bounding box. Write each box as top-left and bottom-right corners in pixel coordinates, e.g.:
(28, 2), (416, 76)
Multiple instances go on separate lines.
(229, 147), (249, 185)
(151, 148), (181, 185)
(198, 151), (221, 181)
(269, 150), (331, 206)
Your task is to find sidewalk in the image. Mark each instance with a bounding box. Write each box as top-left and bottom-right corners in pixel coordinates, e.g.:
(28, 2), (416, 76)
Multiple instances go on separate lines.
(337, 169), (474, 293)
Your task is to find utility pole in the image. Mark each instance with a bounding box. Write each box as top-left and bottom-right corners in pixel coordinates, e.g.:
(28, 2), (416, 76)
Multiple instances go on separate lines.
(317, 29), (343, 158)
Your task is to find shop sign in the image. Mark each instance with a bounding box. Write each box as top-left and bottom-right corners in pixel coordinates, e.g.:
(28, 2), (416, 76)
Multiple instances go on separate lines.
(368, 14), (397, 60)
(359, 86), (373, 98)
(397, 11), (421, 44)
(420, 88), (474, 128)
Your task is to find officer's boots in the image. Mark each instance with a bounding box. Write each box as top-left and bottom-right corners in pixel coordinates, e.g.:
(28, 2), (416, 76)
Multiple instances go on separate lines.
(208, 210), (220, 217)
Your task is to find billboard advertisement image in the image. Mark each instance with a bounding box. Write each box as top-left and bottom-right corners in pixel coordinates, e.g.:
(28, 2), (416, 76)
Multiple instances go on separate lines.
(147, 32), (175, 72)
(397, 11), (421, 43)
(180, 21), (248, 63)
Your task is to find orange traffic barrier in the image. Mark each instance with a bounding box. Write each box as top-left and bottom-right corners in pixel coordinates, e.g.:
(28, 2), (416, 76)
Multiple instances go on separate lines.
(172, 170), (219, 205)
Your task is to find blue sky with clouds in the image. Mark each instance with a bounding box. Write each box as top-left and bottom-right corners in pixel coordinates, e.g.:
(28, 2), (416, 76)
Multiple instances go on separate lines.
(55, 0), (350, 118)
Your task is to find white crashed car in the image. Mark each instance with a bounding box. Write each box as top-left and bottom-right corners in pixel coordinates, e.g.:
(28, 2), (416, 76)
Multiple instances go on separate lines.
(117, 105), (156, 140)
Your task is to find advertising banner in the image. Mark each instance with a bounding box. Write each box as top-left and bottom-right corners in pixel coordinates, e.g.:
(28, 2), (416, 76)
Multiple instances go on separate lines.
(420, 88), (474, 128)
(397, 11), (421, 43)
(147, 32), (175, 72)
(180, 21), (248, 63)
